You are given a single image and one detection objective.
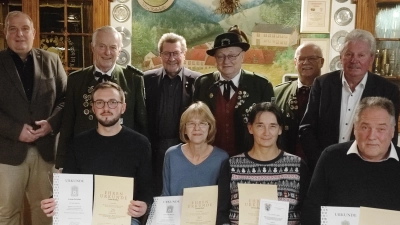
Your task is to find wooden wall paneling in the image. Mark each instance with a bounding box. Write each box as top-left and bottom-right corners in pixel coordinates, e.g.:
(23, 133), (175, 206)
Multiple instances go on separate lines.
(93, 0), (110, 31)
(22, 0), (40, 47)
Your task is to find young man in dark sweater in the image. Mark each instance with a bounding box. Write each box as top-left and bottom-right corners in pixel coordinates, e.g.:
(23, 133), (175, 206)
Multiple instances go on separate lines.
(41, 82), (152, 225)
(301, 96), (400, 225)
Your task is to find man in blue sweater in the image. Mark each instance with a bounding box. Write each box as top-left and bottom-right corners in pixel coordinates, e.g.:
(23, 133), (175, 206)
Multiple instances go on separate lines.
(301, 96), (400, 225)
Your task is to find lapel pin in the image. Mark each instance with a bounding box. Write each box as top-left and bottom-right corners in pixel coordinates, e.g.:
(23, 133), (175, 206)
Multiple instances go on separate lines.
(209, 93), (213, 98)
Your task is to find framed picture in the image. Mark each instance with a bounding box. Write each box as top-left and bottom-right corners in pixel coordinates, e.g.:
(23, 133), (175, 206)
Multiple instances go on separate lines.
(300, 38), (330, 74)
(300, 0), (331, 33)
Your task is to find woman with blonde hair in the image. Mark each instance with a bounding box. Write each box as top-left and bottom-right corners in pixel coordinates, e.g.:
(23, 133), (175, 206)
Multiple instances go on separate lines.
(162, 101), (228, 196)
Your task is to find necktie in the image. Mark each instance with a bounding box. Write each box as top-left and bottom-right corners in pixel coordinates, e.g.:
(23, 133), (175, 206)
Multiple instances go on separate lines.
(220, 80), (237, 102)
(94, 71), (111, 83)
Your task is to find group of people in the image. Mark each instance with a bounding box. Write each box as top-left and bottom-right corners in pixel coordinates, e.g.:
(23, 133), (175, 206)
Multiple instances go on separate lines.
(1, 10), (400, 225)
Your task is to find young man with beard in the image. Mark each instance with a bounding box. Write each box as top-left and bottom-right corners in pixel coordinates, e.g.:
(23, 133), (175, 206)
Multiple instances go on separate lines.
(41, 82), (152, 225)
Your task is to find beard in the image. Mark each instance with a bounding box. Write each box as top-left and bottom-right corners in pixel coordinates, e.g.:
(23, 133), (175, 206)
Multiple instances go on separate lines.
(97, 115), (120, 127)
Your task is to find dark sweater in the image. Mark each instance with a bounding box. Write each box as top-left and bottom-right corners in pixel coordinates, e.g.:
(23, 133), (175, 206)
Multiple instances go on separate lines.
(301, 141), (400, 225)
(64, 126), (152, 205)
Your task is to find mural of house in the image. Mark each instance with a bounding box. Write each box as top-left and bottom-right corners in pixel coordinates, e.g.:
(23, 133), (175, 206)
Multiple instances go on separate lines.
(251, 23), (299, 47)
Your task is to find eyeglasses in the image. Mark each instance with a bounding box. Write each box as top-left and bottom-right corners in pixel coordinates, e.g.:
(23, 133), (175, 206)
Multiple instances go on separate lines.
(295, 56), (322, 64)
(186, 122), (209, 129)
(160, 51), (182, 59)
(215, 51), (243, 62)
(92, 100), (122, 109)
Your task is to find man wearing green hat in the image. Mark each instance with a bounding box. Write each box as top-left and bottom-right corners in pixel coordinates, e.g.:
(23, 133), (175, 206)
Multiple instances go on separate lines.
(193, 25), (274, 156)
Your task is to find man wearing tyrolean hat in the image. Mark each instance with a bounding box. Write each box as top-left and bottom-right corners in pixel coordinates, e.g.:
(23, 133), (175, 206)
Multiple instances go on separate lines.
(193, 25), (274, 156)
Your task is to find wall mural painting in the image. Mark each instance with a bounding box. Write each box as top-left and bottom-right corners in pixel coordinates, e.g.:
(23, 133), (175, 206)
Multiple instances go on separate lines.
(132, 0), (328, 86)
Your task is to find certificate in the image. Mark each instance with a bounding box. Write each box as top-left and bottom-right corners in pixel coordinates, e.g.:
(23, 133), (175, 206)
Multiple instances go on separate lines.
(92, 175), (134, 225)
(146, 196), (182, 225)
(320, 206), (359, 225)
(359, 207), (400, 225)
(180, 185), (218, 225)
(258, 199), (289, 225)
(300, 0), (331, 33)
(238, 184), (278, 225)
(53, 173), (93, 225)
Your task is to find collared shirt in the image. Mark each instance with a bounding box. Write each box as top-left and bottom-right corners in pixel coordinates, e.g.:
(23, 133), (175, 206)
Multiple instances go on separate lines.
(158, 70), (183, 139)
(8, 48), (34, 101)
(339, 71), (368, 143)
(297, 79), (310, 89)
(93, 64), (116, 81)
(347, 140), (399, 162)
(219, 71), (241, 98)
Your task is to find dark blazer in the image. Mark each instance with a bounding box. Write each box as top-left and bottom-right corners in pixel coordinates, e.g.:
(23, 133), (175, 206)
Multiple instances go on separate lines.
(274, 80), (300, 155)
(55, 65), (147, 168)
(193, 69), (274, 154)
(143, 67), (201, 146)
(0, 49), (67, 165)
(299, 70), (400, 169)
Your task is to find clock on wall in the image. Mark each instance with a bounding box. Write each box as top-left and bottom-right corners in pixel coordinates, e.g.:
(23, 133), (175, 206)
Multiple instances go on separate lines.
(137, 0), (175, 13)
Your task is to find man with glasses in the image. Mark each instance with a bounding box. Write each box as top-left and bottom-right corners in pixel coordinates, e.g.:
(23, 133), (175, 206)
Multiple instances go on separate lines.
(274, 43), (324, 164)
(0, 11), (67, 225)
(144, 32), (201, 196)
(193, 25), (274, 156)
(299, 29), (399, 172)
(55, 26), (148, 171)
(41, 82), (152, 225)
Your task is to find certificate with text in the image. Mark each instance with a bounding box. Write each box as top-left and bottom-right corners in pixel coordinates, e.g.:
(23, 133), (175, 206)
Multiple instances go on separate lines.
(258, 199), (288, 225)
(92, 175), (133, 225)
(320, 206), (359, 225)
(146, 196), (182, 225)
(180, 185), (218, 225)
(238, 184), (278, 225)
(53, 173), (93, 225)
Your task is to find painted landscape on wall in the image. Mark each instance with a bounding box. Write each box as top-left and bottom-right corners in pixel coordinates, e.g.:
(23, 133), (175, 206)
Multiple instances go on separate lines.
(132, 0), (325, 85)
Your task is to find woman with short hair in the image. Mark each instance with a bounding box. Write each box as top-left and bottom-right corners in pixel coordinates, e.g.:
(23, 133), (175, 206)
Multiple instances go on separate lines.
(161, 101), (228, 196)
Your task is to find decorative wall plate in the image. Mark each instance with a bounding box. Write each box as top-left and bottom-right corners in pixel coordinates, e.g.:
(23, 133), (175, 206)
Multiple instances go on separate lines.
(117, 0), (129, 2)
(334, 7), (353, 26)
(112, 4), (130, 23)
(331, 30), (348, 52)
(115, 26), (131, 47)
(335, 0), (348, 2)
(137, 0), (175, 13)
(330, 56), (343, 71)
(117, 49), (130, 66)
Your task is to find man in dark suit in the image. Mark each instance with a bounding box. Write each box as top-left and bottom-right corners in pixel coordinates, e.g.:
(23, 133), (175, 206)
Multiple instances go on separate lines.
(193, 25), (274, 156)
(0, 11), (67, 225)
(55, 26), (147, 170)
(299, 29), (399, 171)
(144, 32), (201, 195)
(274, 43), (324, 162)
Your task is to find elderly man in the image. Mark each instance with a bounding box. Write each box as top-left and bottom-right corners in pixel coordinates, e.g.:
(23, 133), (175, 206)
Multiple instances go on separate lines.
(301, 96), (400, 225)
(0, 11), (67, 225)
(144, 32), (201, 195)
(41, 82), (152, 225)
(299, 29), (399, 171)
(55, 26), (147, 170)
(274, 43), (324, 161)
(193, 25), (274, 156)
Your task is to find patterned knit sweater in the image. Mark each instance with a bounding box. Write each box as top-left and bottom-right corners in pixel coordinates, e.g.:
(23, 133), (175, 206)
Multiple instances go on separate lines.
(217, 151), (310, 225)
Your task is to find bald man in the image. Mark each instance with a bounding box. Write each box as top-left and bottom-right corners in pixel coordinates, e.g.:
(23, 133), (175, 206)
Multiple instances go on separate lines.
(274, 43), (324, 166)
